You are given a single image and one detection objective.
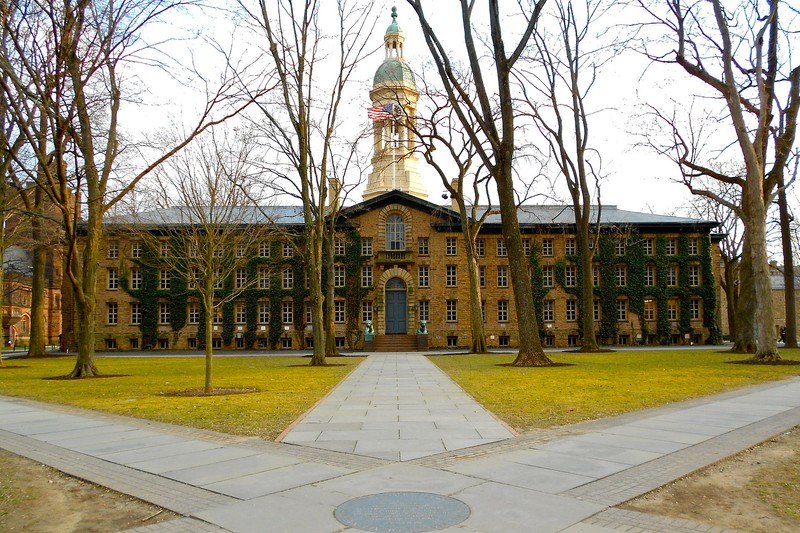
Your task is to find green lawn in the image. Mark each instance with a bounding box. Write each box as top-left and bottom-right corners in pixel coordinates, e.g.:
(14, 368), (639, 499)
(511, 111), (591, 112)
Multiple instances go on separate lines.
(0, 356), (363, 440)
(1, 350), (799, 439)
(429, 349), (800, 433)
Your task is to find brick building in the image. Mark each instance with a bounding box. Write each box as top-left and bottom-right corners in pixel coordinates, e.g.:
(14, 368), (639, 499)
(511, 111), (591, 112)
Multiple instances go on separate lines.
(90, 7), (722, 352)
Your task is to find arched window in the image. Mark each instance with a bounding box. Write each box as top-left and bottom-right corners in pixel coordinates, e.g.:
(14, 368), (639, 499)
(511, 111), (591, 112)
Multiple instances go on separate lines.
(386, 214), (405, 251)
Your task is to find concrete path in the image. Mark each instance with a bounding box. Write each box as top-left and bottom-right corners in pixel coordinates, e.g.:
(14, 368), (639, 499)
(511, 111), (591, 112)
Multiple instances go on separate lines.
(0, 352), (798, 532)
(278, 353), (516, 461)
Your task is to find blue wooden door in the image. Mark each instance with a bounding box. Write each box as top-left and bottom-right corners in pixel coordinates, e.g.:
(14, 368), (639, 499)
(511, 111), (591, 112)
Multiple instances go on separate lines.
(385, 279), (407, 334)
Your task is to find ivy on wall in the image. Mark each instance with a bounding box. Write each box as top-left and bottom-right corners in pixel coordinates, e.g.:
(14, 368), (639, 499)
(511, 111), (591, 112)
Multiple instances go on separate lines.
(547, 230), (720, 345)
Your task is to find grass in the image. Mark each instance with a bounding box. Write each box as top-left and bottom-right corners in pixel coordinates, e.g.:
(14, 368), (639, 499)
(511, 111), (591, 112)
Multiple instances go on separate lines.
(1, 349), (799, 439)
(0, 356), (363, 440)
(429, 348), (800, 433)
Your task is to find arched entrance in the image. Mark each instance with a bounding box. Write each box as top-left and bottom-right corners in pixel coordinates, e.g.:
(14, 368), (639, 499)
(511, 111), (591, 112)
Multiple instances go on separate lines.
(385, 278), (407, 334)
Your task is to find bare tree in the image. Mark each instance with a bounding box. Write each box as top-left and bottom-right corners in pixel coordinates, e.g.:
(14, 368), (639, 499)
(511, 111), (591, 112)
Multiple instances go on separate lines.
(0, 0), (251, 376)
(519, 0), (618, 351)
(237, 0), (377, 366)
(406, 0), (553, 366)
(124, 131), (268, 393)
(636, 0), (800, 361)
(775, 151), (797, 347)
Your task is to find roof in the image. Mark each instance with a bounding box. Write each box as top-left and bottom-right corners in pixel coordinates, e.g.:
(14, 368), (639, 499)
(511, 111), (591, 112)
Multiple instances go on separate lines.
(374, 59), (416, 86)
(103, 192), (718, 233)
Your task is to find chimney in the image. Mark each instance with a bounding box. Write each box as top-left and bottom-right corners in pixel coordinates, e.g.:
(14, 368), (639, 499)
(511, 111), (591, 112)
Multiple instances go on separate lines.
(450, 177), (460, 211)
(328, 178), (341, 212)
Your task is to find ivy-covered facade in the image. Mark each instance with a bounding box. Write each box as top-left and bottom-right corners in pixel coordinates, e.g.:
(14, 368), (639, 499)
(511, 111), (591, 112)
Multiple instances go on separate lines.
(93, 191), (721, 351)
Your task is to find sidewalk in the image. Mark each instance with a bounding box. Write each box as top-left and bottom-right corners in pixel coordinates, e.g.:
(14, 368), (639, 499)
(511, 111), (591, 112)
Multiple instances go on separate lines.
(0, 352), (798, 532)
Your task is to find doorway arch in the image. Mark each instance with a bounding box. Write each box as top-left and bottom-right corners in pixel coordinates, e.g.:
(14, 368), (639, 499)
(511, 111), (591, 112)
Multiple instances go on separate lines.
(385, 277), (407, 334)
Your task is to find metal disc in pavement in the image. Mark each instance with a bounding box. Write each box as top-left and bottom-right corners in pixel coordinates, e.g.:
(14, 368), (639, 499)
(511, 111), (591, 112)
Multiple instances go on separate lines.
(334, 491), (470, 533)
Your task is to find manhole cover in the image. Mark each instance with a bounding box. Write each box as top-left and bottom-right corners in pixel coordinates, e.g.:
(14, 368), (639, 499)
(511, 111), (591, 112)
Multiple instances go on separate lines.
(334, 491), (470, 533)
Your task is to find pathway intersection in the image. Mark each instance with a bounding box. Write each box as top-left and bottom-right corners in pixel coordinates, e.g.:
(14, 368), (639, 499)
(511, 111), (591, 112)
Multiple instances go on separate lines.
(0, 351), (798, 532)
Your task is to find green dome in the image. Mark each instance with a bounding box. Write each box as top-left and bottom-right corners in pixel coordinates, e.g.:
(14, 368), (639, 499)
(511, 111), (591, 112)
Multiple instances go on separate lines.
(373, 59), (416, 86)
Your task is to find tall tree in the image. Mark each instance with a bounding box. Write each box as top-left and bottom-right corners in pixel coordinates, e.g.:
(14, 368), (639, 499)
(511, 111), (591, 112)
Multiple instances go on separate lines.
(521, 0), (616, 351)
(237, 0), (377, 365)
(775, 152), (797, 347)
(0, 0), (249, 376)
(407, 0), (553, 365)
(636, 0), (799, 360)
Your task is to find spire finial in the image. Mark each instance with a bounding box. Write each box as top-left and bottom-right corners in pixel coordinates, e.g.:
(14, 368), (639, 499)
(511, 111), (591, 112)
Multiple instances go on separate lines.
(386, 6), (400, 33)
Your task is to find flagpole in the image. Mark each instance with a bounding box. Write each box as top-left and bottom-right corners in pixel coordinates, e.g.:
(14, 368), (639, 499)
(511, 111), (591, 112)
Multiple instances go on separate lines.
(391, 119), (396, 191)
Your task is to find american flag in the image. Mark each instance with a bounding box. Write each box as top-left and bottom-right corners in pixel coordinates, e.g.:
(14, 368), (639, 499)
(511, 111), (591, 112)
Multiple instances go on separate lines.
(367, 103), (394, 120)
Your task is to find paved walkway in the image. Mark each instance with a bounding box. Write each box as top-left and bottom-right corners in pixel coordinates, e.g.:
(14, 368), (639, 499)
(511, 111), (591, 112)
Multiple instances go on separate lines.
(0, 352), (798, 533)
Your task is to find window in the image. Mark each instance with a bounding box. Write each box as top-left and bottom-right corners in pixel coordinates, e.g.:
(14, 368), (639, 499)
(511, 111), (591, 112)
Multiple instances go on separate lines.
(282, 268), (293, 289)
(107, 240), (119, 259)
(362, 237), (373, 256)
(445, 265), (457, 287)
(498, 335), (510, 347)
(592, 265), (600, 287)
(334, 265), (345, 287)
(479, 266), (486, 288)
(160, 242), (170, 257)
(688, 238), (699, 255)
(107, 268), (119, 290)
(212, 304), (222, 324)
(497, 300), (509, 322)
(542, 265), (554, 288)
(160, 269), (170, 290)
(644, 299), (656, 321)
(105, 338), (117, 350)
(446, 237), (457, 255)
(107, 302), (118, 325)
(667, 264), (678, 286)
(159, 302), (170, 324)
(259, 301), (270, 323)
(565, 238), (576, 255)
(645, 264), (655, 286)
(259, 240), (271, 257)
(259, 268), (270, 289)
(593, 300), (601, 321)
(334, 300), (345, 323)
(213, 245), (223, 258)
(643, 238), (654, 256)
(496, 239), (507, 257)
(188, 302), (200, 324)
(522, 239), (531, 256)
(130, 302), (141, 325)
(497, 265), (508, 288)
(189, 242), (198, 258)
(418, 237), (429, 255)
(543, 300), (554, 322)
(362, 301), (373, 323)
(213, 269), (224, 289)
(334, 237), (346, 255)
(235, 301), (246, 323)
(666, 238), (677, 255)
(418, 300), (429, 322)
(282, 242), (294, 257)
(418, 265), (429, 288)
(565, 265), (577, 287)
(236, 242), (246, 257)
(386, 214), (405, 251)
(187, 268), (198, 290)
(616, 299), (627, 321)
(566, 299), (577, 321)
(481, 300), (486, 322)
(302, 302), (310, 324)
(361, 266), (373, 288)
(446, 300), (457, 322)
(690, 298), (701, 320)
(615, 238), (626, 256)
(131, 241), (143, 258)
(476, 239), (485, 257)
(282, 301), (293, 323)
(281, 337), (292, 349)
(667, 299), (679, 320)
(235, 268), (247, 289)
(689, 264), (700, 286)
(542, 238), (553, 257)
(616, 264), (627, 286)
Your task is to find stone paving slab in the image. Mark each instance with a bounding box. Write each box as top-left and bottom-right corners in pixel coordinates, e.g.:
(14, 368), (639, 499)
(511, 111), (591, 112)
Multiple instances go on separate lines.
(161, 452), (303, 485)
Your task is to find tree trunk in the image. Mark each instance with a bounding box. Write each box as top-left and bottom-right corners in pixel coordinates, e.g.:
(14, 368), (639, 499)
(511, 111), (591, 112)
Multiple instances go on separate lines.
(722, 258), (739, 342)
(577, 228), (599, 351)
(732, 238), (756, 353)
(308, 227), (327, 366)
(27, 189), (47, 357)
(465, 246), (487, 353)
(324, 237), (338, 358)
(777, 180), (797, 348)
(496, 169), (551, 366)
(68, 216), (101, 378)
(204, 290), (214, 393)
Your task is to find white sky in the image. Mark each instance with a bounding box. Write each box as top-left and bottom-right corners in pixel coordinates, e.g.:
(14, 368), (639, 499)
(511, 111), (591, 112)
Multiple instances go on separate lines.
(119, 1), (793, 228)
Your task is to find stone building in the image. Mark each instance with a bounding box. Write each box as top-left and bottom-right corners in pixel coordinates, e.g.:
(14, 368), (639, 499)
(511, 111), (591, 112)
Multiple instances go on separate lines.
(90, 7), (722, 352)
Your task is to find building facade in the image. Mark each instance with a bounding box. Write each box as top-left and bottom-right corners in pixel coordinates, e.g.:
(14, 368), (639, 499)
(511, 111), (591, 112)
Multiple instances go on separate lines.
(90, 7), (722, 352)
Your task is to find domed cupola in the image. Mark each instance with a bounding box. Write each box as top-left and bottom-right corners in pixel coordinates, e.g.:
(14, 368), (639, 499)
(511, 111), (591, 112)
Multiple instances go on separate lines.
(364, 6), (426, 201)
